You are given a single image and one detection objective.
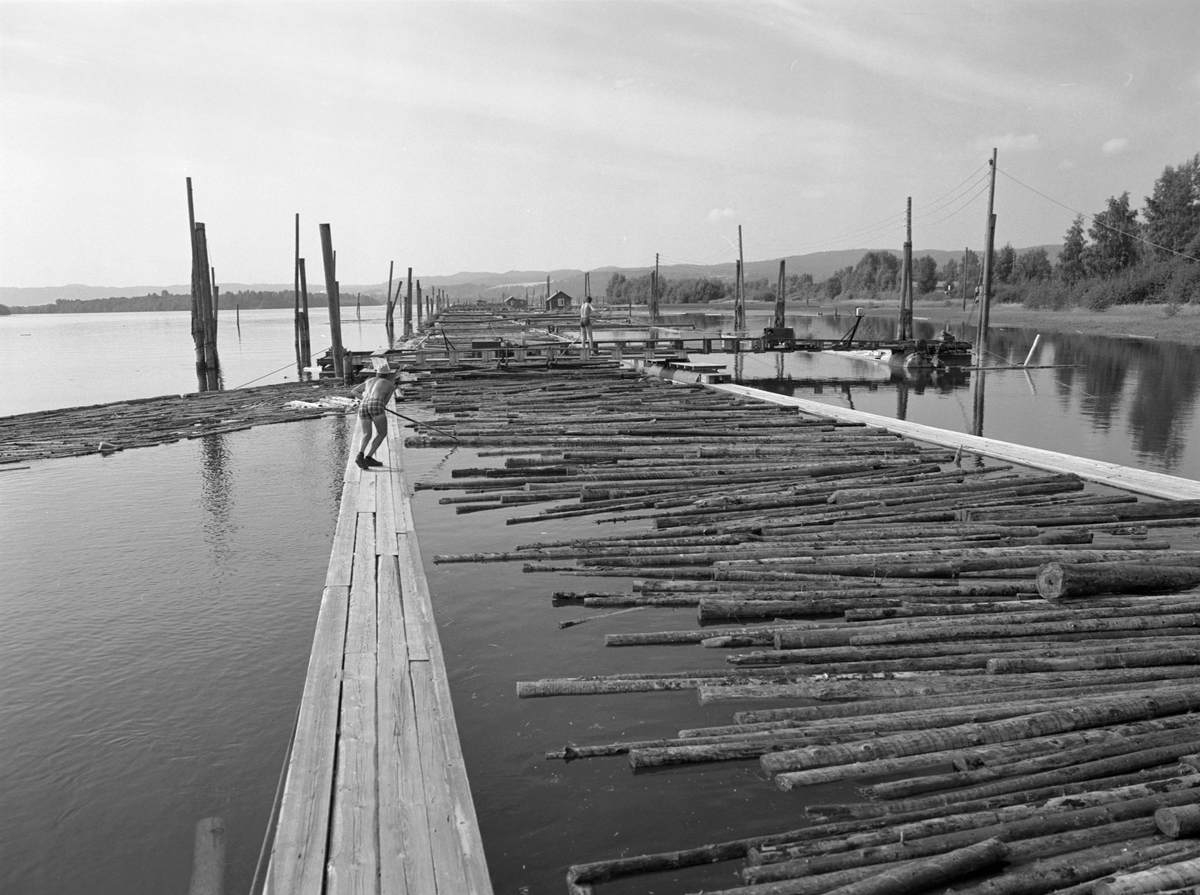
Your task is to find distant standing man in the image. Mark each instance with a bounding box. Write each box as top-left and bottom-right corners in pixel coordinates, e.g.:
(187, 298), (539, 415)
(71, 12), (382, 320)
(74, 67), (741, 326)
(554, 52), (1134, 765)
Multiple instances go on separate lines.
(580, 295), (596, 351)
(351, 362), (399, 470)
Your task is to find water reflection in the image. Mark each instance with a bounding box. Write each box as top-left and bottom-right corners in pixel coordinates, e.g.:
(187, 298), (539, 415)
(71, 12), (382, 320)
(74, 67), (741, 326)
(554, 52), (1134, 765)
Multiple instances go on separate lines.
(199, 433), (235, 569)
(682, 310), (1200, 480)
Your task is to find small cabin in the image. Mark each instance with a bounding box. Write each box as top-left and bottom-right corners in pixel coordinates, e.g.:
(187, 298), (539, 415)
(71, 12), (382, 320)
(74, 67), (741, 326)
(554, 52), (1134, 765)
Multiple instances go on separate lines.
(546, 290), (573, 311)
(503, 295), (528, 309)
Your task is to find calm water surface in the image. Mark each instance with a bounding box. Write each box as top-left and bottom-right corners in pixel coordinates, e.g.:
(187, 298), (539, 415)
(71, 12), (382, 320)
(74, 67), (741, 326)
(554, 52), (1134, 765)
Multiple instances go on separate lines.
(2, 306), (1199, 894)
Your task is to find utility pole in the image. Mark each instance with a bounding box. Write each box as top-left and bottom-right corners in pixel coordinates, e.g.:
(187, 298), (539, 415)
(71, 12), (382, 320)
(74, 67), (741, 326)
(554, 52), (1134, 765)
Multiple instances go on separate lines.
(900, 197), (913, 341)
(774, 259), (786, 331)
(976, 148), (998, 359)
(735, 225), (745, 333)
(961, 247), (969, 312)
(651, 253), (660, 323)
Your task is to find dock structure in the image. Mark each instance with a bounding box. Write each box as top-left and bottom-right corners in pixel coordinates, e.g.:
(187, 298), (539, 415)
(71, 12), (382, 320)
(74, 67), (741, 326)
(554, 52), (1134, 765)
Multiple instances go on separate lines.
(265, 409), (492, 895)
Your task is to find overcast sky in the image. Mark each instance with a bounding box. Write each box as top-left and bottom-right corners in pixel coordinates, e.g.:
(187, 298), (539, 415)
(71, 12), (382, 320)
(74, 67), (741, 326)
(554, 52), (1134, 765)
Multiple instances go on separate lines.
(2, 0), (1198, 288)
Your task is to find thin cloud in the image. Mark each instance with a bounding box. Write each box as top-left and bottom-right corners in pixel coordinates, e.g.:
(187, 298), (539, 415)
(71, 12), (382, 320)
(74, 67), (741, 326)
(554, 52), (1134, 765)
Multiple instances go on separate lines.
(1102, 137), (1129, 154)
(706, 208), (736, 224)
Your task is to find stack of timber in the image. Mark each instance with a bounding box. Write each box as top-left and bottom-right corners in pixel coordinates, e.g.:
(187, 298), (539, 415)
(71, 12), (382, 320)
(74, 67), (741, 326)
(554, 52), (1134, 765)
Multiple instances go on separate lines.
(398, 360), (1200, 895)
(0, 380), (352, 464)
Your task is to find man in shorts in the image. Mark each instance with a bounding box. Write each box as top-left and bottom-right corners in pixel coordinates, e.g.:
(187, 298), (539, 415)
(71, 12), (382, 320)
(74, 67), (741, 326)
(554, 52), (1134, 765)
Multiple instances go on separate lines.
(579, 295), (596, 351)
(351, 362), (400, 470)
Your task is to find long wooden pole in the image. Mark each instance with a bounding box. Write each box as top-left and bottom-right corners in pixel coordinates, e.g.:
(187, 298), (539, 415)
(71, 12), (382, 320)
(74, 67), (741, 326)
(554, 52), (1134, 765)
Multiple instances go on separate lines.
(318, 224), (344, 380)
(774, 259), (786, 330)
(900, 197), (913, 341)
(735, 225), (745, 333)
(298, 258), (311, 372)
(186, 178), (206, 387)
(194, 224), (219, 389)
(293, 213), (302, 373)
(404, 269), (413, 338)
(385, 260), (395, 344)
(976, 148), (998, 358)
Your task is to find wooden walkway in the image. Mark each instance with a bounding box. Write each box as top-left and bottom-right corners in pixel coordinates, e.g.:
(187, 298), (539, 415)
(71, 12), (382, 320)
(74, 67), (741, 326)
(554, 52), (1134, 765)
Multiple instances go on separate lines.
(265, 401), (493, 894)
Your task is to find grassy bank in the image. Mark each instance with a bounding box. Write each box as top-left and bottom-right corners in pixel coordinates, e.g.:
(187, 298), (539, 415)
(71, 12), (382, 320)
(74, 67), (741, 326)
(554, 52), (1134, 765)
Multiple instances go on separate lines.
(819, 298), (1200, 345)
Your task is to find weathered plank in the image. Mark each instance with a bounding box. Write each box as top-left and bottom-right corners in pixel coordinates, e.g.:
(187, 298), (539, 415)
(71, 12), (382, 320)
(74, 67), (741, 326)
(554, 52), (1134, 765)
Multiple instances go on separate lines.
(377, 556), (428, 895)
(265, 583), (351, 895)
(328, 516), (379, 893)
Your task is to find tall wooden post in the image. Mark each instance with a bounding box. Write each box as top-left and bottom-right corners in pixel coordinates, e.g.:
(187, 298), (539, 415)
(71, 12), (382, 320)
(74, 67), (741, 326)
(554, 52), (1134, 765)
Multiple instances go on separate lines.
(404, 269), (413, 337)
(899, 197), (913, 341)
(293, 214), (302, 373)
(774, 259), (786, 330)
(209, 265), (220, 378)
(319, 224), (344, 380)
(415, 275), (423, 329)
(961, 247), (969, 311)
(385, 261), (395, 344)
(976, 148), (998, 359)
(194, 224), (219, 390)
(546, 275), (550, 307)
(735, 225), (745, 333)
(186, 178), (207, 387)
(416, 281), (422, 330)
(650, 253), (660, 324)
(298, 258), (311, 371)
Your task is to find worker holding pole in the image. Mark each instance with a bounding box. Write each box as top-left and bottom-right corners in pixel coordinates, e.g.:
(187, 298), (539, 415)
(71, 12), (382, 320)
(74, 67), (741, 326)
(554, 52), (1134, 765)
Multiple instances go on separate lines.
(350, 363), (400, 470)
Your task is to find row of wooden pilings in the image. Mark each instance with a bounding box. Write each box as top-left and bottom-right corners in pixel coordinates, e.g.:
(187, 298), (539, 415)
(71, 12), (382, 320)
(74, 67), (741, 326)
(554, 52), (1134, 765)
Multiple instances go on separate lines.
(391, 356), (1200, 895)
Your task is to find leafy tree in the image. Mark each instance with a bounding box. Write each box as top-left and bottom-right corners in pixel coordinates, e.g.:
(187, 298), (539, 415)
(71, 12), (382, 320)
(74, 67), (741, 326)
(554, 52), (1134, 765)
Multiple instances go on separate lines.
(1143, 153), (1200, 257)
(939, 258), (959, 289)
(1014, 247), (1052, 281)
(850, 251), (900, 292)
(962, 249), (981, 289)
(1084, 192), (1139, 277)
(914, 255), (939, 293)
(824, 273), (843, 300)
(605, 273), (628, 302)
(994, 243), (1017, 284)
(1056, 215), (1087, 285)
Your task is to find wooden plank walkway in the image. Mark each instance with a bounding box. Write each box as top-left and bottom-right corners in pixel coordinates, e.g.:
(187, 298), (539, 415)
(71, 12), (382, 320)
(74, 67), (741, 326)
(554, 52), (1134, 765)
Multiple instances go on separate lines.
(714, 382), (1200, 500)
(265, 401), (493, 895)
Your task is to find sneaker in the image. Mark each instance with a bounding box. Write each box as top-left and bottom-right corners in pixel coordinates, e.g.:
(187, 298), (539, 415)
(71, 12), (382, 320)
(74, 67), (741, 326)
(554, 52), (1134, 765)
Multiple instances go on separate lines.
(355, 455), (370, 470)
(363, 456), (383, 467)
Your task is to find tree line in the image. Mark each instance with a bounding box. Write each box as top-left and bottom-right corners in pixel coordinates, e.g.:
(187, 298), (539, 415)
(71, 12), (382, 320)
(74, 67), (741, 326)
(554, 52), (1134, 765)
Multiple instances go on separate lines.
(601, 152), (1198, 312)
(0, 290), (385, 315)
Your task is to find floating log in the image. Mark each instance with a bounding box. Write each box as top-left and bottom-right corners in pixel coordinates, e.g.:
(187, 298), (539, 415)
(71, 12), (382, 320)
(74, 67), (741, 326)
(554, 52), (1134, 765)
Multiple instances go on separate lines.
(986, 649), (1200, 675)
(1094, 857), (1200, 895)
(938, 839), (1200, 895)
(816, 838), (1006, 895)
(1037, 562), (1200, 600)
(1156, 805), (1200, 839)
(761, 687), (1200, 776)
(866, 728), (1200, 801)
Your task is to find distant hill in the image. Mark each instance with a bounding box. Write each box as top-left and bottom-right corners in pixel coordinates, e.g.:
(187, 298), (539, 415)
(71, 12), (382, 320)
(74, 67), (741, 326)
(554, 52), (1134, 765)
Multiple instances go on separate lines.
(1, 245), (1061, 308)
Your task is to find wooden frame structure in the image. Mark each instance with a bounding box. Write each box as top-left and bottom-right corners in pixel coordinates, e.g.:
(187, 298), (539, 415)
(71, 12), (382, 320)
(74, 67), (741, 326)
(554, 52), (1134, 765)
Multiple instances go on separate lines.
(266, 405), (493, 894)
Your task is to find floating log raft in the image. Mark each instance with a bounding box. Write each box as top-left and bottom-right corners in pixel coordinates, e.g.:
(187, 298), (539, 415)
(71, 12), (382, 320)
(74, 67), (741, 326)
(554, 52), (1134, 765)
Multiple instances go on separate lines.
(0, 381), (355, 463)
(389, 340), (1200, 895)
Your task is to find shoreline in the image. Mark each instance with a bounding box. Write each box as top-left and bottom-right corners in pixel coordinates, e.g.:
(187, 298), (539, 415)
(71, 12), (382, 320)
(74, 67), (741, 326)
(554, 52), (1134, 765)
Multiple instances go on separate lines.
(840, 299), (1200, 345)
